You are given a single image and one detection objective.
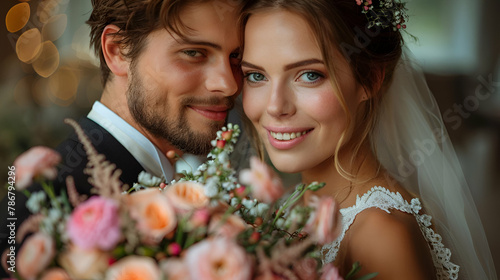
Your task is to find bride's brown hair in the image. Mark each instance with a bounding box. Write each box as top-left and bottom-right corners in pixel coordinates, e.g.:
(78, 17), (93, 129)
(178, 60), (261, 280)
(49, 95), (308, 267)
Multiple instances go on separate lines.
(240, 0), (404, 180)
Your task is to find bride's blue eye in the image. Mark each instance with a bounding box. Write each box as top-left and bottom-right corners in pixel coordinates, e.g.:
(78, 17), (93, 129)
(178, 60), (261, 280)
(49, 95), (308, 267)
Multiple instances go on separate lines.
(245, 72), (267, 83)
(298, 71), (323, 83)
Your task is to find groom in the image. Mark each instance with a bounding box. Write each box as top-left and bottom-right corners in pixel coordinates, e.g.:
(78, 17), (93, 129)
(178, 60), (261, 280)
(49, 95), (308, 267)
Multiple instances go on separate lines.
(0, 0), (244, 276)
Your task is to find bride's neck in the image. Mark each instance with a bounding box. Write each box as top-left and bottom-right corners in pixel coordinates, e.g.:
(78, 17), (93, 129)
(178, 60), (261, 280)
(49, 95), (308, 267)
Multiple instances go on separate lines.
(302, 142), (380, 203)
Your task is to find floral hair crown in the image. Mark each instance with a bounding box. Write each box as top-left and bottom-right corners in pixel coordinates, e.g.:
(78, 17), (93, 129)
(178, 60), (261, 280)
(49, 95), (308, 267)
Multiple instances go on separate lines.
(356, 0), (409, 31)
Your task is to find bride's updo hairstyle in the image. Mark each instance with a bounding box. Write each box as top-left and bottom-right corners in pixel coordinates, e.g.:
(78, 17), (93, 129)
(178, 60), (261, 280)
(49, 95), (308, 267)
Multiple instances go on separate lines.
(240, 0), (405, 179)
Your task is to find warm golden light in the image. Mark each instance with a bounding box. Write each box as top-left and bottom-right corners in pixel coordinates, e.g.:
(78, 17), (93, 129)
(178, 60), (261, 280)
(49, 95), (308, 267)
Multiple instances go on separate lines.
(32, 41), (60, 78)
(16, 28), (42, 63)
(6, 3), (31, 33)
(42, 14), (67, 42)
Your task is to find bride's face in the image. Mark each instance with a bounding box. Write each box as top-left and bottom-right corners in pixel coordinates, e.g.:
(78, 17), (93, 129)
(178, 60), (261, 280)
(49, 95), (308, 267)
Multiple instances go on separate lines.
(242, 10), (364, 173)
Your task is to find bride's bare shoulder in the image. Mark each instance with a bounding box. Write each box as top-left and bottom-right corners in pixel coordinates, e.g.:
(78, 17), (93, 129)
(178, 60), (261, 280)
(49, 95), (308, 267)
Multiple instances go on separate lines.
(344, 207), (437, 279)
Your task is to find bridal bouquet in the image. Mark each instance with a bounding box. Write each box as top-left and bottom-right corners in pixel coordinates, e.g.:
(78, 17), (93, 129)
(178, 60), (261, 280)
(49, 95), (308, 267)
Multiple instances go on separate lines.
(8, 120), (369, 280)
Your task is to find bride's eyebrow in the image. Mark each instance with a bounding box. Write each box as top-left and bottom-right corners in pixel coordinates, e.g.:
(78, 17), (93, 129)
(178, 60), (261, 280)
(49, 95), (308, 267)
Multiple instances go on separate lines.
(241, 59), (324, 72)
(283, 59), (324, 71)
(241, 61), (264, 71)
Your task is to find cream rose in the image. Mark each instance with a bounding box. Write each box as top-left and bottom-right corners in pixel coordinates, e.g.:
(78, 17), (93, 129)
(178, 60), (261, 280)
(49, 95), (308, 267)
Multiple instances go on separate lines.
(58, 245), (110, 279)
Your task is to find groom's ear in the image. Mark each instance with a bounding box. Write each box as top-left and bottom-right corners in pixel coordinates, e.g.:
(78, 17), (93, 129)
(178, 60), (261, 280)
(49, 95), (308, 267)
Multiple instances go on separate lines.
(101, 25), (129, 78)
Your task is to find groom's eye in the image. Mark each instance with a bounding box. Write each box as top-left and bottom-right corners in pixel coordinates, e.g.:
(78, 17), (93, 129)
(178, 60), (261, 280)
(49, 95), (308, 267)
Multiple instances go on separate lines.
(183, 50), (203, 57)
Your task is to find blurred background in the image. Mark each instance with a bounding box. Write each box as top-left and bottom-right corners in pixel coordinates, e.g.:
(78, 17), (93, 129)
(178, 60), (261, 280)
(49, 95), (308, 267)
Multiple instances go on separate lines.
(0, 0), (499, 275)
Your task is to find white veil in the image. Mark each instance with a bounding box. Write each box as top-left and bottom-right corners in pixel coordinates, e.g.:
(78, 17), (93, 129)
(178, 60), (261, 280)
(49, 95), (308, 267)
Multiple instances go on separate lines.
(372, 50), (497, 280)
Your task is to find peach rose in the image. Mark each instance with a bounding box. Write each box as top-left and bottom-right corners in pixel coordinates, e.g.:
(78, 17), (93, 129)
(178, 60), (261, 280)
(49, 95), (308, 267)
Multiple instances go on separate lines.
(18, 232), (55, 280)
(14, 146), (61, 190)
(305, 196), (341, 245)
(164, 181), (209, 213)
(239, 157), (284, 204)
(186, 238), (251, 280)
(208, 213), (247, 239)
(67, 196), (121, 250)
(39, 268), (71, 280)
(159, 258), (189, 280)
(105, 256), (160, 280)
(58, 245), (110, 279)
(127, 188), (177, 244)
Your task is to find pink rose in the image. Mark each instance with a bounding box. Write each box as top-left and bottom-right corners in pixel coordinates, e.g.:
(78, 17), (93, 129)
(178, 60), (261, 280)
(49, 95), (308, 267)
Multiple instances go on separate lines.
(67, 196), (121, 250)
(160, 258), (189, 280)
(164, 181), (209, 213)
(320, 263), (344, 280)
(208, 213), (247, 239)
(18, 232), (55, 280)
(186, 238), (252, 280)
(14, 146), (61, 190)
(294, 258), (319, 280)
(58, 245), (111, 279)
(305, 196), (341, 245)
(127, 188), (177, 244)
(39, 268), (71, 280)
(106, 256), (160, 280)
(239, 157), (284, 204)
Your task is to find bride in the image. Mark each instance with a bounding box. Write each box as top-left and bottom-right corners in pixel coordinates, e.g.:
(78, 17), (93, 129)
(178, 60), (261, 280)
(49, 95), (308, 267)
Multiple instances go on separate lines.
(239, 0), (497, 279)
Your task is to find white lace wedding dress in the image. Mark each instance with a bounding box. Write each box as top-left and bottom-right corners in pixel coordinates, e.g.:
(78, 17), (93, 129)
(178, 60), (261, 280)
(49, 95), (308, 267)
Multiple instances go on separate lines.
(321, 186), (460, 280)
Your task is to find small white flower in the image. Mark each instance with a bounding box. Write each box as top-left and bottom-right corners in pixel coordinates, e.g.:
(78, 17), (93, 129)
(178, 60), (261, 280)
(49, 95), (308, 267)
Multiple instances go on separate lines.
(138, 171), (163, 187)
(242, 198), (256, 209)
(256, 203), (270, 216)
(198, 163), (208, 171)
(218, 151), (229, 164)
(48, 208), (61, 222)
(207, 165), (217, 175)
(204, 184), (219, 198)
(230, 197), (240, 207)
(211, 140), (217, 147)
(193, 170), (202, 176)
(276, 217), (286, 229)
(26, 191), (46, 213)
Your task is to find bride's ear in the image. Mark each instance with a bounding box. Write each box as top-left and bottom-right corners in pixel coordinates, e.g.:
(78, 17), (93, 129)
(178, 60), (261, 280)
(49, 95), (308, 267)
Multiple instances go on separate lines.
(101, 25), (129, 77)
(358, 68), (386, 103)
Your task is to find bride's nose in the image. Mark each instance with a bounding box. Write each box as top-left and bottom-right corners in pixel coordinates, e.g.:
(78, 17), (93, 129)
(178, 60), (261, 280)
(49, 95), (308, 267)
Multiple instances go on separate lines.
(266, 83), (296, 118)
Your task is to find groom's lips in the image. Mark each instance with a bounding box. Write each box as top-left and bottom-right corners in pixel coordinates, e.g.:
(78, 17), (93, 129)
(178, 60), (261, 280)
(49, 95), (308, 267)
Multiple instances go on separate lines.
(189, 105), (229, 121)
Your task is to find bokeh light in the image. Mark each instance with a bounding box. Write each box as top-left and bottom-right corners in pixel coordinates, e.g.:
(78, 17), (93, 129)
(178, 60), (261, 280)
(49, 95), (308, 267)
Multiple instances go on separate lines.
(32, 41), (60, 78)
(6, 3), (31, 33)
(16, 28), (42, 63)
(48, 66), (79, 106)
(42, 14), (67, 42)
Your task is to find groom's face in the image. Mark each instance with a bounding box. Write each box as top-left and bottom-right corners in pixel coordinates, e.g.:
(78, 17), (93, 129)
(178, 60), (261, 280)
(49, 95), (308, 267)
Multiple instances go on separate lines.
(127, 2), (242, 155)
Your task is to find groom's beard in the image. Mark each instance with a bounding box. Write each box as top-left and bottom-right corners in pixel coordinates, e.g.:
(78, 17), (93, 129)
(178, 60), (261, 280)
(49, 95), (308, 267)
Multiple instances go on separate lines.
(126, 67), (234, 156)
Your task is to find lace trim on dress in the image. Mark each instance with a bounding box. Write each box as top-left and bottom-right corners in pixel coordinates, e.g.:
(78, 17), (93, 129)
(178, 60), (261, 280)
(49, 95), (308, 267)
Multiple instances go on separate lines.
(321, 186), (460, 280)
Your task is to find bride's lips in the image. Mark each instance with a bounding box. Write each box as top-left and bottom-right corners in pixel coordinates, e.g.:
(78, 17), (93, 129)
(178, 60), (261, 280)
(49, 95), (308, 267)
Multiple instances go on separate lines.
(189, 105), (229, 121)
(264, 126), (313, 150)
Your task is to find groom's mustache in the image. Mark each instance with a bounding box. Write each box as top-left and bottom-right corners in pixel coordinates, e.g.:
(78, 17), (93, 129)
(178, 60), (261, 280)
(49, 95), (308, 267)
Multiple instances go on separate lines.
(182, 96), (235, 111)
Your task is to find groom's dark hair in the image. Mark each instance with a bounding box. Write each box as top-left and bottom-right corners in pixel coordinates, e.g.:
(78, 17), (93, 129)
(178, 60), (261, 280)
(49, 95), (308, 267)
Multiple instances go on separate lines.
(87, 0), (228, 85)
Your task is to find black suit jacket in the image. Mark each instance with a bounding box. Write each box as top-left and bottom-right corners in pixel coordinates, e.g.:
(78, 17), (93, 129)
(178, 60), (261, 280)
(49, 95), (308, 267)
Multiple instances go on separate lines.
(0, 117), (145, 277)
